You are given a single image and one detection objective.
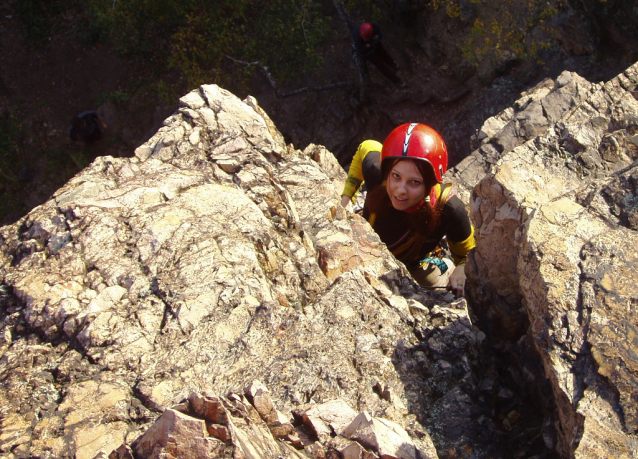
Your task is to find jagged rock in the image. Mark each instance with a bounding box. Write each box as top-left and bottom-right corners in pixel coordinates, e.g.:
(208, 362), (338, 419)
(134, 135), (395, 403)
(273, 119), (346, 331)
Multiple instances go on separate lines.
(305, 412), (332, 443)
(305, 441), (328, 459)
(132, 408), (225, 458)
(109, 383), (436, 459)
(447, 69), (604, 205)
(0, 83), (450, 458)
(339, 440), (376, 459)
(108, 444), (134, 459)
(243, 380), (293, 438)
(301, 399), (358, 437)
(327, 435), (364, 458)
(342, 411), (419, 459)
(245, 380), (274, 418)
(466, 61), (638, 457)
(2, 55), (638, 458)
(188, 392), (229, 425)
(214, 395), (306, 459)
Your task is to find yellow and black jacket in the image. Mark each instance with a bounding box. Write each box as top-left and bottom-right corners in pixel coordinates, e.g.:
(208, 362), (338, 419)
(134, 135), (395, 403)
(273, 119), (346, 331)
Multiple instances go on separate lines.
(363, 185), (476, 269)
(363, 182), (475, 268)
(341, 140), (383, 199)
(344, 139), (475, 267)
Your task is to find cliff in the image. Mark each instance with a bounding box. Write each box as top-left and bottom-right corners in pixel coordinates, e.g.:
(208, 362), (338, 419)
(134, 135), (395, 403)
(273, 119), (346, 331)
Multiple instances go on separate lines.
(1, 62), (637, 458)
(450, 61), (638, 457)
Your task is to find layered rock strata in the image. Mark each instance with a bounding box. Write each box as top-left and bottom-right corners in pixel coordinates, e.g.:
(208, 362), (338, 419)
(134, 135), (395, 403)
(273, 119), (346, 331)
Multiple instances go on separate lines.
(2, 61), (638, 459)
(461, 62), (638, 457)
(0, 84), (484, 458)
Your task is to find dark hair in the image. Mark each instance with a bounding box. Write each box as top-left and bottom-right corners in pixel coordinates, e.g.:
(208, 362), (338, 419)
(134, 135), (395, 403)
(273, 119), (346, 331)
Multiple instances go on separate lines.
(71, 116), (87, 129)
(365, 157), (442, 237)
(381, 157), (438, 190)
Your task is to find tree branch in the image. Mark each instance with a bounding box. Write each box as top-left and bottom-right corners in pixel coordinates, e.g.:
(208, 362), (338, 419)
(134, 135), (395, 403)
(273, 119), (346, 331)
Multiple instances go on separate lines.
(225, 54), (352, 98)
(225, 55), (277, 90)
(277, 82), (353, 98)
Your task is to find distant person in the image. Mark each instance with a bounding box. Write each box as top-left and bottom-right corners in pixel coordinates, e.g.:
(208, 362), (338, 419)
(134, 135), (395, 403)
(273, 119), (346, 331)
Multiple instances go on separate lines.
(353, 22), (404, 87)
(69, 110), (107, 146)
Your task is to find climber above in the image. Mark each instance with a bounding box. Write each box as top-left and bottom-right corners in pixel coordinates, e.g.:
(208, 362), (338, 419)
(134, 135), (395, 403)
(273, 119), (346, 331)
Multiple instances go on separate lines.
(343, 123), (475, 296)
(352, 22), (404, 87)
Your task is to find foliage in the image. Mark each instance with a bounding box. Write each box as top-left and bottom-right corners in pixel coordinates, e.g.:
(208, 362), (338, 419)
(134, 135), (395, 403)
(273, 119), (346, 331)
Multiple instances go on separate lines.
(0, 113), (92, 223)
(83, 0), (330, 93)
(432, 0), (563, 65)
(0, 117), (22, 184)
(0, 188), (26, 225)
(44, 147), (91, 178)
(429, 0), (472, 18)
(154, 79), (179, 105)
(344, 0), (387, 21)
(0, 116), (26, 223)
(16, 0), (83, 48)
(95, 89), (131, 107)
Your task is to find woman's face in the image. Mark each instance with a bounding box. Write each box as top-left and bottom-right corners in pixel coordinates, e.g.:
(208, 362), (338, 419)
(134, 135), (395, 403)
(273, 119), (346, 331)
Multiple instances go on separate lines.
(386, 159), (428, 211)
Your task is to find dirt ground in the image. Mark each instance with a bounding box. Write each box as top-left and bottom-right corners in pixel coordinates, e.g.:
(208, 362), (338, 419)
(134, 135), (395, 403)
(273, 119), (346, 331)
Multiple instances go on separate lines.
(0, 1), (634, 226)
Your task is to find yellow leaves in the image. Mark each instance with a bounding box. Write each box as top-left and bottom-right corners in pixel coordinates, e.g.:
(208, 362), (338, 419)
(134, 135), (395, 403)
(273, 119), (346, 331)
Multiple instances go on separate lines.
(471, 18), (485, 35)
(429, 0), (463, 18)
(490, 19), (503, 38)
(445, 2), (461, 18)
(457, 0), (563, 65)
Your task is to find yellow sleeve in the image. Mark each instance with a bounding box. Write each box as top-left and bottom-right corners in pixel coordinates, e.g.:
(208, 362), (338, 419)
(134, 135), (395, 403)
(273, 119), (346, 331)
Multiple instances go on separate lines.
(447, 225), (476, 266)
(341, 140), (383, 198)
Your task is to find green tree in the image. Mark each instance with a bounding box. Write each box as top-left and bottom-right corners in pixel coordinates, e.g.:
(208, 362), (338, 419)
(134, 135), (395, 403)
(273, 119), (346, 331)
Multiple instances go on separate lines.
(85, 0), (329, 93)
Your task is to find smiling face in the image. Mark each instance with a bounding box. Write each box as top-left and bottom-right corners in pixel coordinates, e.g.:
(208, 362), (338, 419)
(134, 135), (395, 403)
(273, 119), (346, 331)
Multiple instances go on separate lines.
(385, 159), (428, 211)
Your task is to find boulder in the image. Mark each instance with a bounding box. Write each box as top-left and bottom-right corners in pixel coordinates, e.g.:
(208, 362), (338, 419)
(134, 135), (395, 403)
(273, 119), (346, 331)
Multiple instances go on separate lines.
(0, 83), (450, 458)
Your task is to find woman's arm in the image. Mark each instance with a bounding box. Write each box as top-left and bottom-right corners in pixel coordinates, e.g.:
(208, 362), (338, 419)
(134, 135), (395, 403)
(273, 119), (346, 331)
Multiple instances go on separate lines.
(341, 140), (382, 206)
(441, 195), (475, 297)
(448, 264), (467, 298)
(442, 196), (475, 264)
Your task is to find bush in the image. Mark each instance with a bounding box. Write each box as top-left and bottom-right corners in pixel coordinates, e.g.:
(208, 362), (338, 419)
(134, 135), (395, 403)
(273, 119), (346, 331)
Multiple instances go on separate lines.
(16, 0), (84, 48)
(0, 116), (27, 223)
(0, 116), (22, 184)
(84, 0), (330, 92)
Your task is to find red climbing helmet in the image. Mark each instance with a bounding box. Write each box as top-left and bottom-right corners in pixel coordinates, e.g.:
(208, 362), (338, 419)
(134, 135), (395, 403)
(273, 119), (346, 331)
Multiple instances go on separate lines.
(359, 23), (374, 40)
(381, 123), (448, 183)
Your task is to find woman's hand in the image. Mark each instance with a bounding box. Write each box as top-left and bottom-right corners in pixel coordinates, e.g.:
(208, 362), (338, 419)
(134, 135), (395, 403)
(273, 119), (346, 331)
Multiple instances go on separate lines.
(447, 264), (466, 298)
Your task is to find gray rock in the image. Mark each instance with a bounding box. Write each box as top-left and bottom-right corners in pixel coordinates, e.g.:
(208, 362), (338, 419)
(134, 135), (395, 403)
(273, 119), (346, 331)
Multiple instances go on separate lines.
(0, 85), (443, 459)
(467, 61), (638, 457)
(3, 60), (638, 459)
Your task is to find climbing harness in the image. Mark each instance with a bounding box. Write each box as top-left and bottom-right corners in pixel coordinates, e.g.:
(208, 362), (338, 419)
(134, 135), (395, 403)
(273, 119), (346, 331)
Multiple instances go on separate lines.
(417, 183), (454, 275)
(419, 246), (449, 275)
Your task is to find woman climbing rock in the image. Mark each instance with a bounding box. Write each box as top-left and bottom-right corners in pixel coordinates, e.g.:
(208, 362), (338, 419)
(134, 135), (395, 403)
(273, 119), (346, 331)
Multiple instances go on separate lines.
(342, 123), (475, 296)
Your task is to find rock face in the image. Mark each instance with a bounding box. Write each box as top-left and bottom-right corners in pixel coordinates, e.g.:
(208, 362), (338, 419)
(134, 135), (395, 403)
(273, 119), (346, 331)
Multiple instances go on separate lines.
(0, 84), (483, 458)
(98, 382), (438, 459)
(456, 62), (638, 457)
(1, 62), (638, 458)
